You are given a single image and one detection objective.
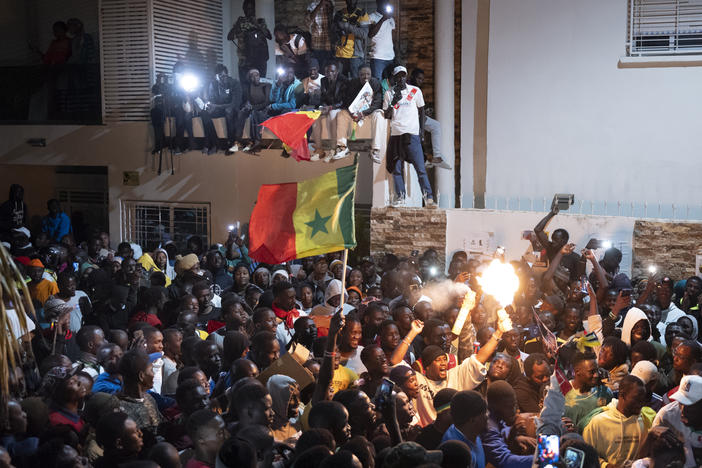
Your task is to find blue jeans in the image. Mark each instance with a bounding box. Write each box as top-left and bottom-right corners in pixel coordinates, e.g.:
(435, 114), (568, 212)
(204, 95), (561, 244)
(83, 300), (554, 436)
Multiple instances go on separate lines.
(371, 58), (393, 80)
(392, 134), (434, 200)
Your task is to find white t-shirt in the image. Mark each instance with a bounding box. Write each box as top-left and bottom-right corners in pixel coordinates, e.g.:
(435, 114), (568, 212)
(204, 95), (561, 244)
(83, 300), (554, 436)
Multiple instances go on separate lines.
(275, 34), (308, 56)
(163, 356), (178, 383)
(64, 291), (90, 333)
(383, 85), (425, 136)
(4, 308), (36, 340)
(369, 12), (395, 60)
(341, 346), (367, 375)
(409, 354), (487, 427)
(652, 401), (701, 467)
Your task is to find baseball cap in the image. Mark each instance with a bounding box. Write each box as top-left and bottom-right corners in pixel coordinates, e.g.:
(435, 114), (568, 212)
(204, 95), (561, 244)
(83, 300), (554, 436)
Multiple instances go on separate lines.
(670, 375), (702, 405)
(12, 227), (30, 238)
(392, 65), (407, 76)
(383, 442), (442, 468)
(631, 360), (659, 385)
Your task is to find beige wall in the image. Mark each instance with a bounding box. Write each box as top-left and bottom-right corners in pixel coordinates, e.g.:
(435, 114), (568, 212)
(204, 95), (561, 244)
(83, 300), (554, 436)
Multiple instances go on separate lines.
(0, 122), (373, 245)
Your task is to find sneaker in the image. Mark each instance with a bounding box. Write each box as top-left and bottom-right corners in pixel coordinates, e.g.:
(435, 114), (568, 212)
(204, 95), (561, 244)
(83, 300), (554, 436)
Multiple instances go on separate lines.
(242, 144), (252, 153)
(228, 143), (240, 153)
(207, 147), (216, 155)
(370, 148), (381, 164)
(432, 156), (452, 170)
(425, 160), (434, 169)
(281, 149), (290, 158)
(202, 147), (209, 155)
(425, 198), (437, 208)
(174, 148), (183, 156)
(392, 195), (407, 207)
(332, 145), (349, 160)
(310, 152), (322, 162)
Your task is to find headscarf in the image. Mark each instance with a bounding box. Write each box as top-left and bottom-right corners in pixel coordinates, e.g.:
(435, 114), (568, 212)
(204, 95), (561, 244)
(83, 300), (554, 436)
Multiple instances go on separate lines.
(138, 249), (173, 286)
(271, 269), (290, 282)
(253, 267), (271, 288)
(174, 253), (199, 276)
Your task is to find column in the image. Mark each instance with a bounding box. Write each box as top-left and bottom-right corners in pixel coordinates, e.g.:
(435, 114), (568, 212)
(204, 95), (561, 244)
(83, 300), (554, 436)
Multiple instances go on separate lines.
(257, 0), (276, 81)
(434, 0), (456, 208)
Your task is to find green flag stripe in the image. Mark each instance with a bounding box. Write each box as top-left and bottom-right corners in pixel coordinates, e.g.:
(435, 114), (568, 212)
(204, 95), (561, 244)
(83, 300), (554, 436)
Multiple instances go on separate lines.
(335, 160), (358, 248)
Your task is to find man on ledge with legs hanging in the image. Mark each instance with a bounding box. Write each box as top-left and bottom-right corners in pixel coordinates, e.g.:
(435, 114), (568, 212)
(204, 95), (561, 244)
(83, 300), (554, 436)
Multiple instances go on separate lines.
(383, 66), (435, 207)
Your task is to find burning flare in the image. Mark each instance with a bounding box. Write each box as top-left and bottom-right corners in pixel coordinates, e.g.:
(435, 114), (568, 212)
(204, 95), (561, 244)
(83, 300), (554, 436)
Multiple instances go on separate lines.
(477, 259), (520, 307)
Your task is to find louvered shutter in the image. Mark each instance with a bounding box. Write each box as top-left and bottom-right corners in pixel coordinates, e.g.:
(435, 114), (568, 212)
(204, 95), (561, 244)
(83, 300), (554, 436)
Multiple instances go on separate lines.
(152, 0), (223, 79)
(99, 0), (153, 122)
(629, 0), (702, 55)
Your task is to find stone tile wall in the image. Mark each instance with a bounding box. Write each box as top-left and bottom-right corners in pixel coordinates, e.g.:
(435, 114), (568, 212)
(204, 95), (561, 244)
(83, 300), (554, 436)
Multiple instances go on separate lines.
(633, 220), (702, 281)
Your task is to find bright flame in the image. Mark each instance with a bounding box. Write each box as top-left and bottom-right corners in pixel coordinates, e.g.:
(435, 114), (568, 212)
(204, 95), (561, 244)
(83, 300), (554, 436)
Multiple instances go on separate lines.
(477, 259), (520, 307)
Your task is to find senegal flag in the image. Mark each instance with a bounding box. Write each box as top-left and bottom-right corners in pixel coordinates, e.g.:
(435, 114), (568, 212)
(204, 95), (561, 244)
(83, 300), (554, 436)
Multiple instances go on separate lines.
(248, 160), (357, 264)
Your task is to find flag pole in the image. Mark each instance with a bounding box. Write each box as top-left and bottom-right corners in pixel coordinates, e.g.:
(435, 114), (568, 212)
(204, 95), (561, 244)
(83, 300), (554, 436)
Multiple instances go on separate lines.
(339, 249), (348, 311)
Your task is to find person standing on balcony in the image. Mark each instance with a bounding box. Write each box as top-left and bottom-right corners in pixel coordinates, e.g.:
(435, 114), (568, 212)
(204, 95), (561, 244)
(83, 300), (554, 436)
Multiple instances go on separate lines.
(228, 0), (272, 85)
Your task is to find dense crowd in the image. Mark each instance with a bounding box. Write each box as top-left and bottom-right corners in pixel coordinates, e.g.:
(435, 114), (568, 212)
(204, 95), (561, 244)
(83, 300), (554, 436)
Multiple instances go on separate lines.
(153, 0), (446, 206)
(1, 185), (702, 468)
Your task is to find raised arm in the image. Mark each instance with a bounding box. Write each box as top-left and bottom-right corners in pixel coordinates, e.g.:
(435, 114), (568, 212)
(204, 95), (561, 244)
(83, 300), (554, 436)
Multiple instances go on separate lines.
(390, 320), (423, 365)
(582, 249), (609, 304)
(542, 243), (574, 294)
(534, 206), (558, 250)
(312, 310), (344, 403)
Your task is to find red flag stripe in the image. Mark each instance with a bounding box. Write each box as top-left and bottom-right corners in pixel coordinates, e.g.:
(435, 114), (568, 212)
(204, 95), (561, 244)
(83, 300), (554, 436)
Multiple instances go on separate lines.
(248, 182), (298, 264)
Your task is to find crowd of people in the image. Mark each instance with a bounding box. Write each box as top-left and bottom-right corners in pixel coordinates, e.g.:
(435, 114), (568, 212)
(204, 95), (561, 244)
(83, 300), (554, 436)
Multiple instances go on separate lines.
(2, 185), (702, 468)
(151, 0), (448, 206)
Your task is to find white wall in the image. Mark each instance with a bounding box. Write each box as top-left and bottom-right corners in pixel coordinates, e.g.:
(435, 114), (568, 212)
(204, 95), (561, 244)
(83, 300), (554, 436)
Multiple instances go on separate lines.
(445, 209), (635, 276)
(485, 0), (702, 214)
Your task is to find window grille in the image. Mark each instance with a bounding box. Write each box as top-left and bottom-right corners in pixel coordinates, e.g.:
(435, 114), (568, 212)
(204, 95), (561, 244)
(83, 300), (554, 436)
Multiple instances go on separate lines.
(121, 200), (210, 251)
(628, 0), (702, 56)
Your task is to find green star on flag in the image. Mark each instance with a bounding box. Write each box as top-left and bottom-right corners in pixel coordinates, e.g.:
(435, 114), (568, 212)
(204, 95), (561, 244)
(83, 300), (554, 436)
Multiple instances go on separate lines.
(305, 209), (331, 238)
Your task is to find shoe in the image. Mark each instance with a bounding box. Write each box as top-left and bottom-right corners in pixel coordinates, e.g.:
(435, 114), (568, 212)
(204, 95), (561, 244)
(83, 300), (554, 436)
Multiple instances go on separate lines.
(370, 148), (381, 164)
(392, 195), (407, 207)
(174, 148), (183, 156)
(322, 150), (334, 163)
(281, 149), (290, 158)
(202, 147), (209, 155)
(310, 152), (322, 162)
(228, 143), (239, 153)
(242, 144), (252, 153)
(425, 160), (434, 169)
(207, 147), (216, 155)
(425, 198), (437, 208)
(432, 156), (452, 170)
(332, 145), (349, 160)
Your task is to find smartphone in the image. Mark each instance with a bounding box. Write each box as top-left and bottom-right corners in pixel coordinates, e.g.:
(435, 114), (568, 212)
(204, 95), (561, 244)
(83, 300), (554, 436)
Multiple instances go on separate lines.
(373, 377), (395, 410)
(410, 250), (419, 257)
(536, 434), (559, 468)
(580, 275), (589, 294)
(621, 288), (632, 297)
(563, 447), (585, 468)
(585, 238), (601, 250)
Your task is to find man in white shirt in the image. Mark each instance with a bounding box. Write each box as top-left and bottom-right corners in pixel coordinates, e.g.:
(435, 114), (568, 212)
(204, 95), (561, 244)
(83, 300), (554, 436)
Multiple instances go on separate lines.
(56, 271), (90, 334)
(383, 66), (434, 206)
(368, 0), (395, 79)
(653, 374), (702, 467)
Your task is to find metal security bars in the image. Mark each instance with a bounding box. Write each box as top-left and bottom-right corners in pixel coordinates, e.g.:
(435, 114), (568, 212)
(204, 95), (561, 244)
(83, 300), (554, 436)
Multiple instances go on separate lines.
(628, 0), (702, 56)
(121, 200), (210, 251)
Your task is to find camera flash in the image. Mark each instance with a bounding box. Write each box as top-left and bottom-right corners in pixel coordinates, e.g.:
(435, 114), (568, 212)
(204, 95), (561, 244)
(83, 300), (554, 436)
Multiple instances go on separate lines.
(227, 225), (234, 231)
(386, 5), (393, 13)
(429, 266), (438, 276)
(648, 265), (657, 274)
(602, 241), (612, 249)
(277, 67), (285, 75)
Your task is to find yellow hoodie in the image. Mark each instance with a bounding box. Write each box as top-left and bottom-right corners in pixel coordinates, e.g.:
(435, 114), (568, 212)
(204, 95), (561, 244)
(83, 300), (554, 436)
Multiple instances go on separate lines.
(138, 251), (172, 286)
(583, 399), (651, 467)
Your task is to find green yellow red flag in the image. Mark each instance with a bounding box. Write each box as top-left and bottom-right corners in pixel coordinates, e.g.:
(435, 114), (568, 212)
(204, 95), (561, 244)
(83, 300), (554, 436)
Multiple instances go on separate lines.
(248, 160), (357, 264)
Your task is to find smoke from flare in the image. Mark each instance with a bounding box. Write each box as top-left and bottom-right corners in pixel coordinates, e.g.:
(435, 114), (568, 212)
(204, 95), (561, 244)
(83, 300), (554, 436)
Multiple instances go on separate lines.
(477, 259), (520, 307)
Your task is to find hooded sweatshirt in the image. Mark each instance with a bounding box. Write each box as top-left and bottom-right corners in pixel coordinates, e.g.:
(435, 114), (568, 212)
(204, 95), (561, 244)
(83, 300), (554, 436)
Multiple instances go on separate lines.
(138, 249), (174, 286)
(583, 399), (650, 467)
(621, 307), (651, 347)
(310, 279), (355, 317)
(266, 375), (301, 443)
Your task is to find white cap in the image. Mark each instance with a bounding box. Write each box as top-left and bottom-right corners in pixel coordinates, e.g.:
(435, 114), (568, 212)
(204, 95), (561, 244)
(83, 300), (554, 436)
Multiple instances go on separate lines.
(392, 66), (408, 76)
(12, 227), (30, 237)
(670, 375), (702, 405)
(631, 360), (659, 385)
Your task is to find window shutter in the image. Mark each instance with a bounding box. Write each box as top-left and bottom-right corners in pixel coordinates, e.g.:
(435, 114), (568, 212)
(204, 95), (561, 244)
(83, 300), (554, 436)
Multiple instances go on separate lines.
(629, 0), (702, 55)
(99, 0), (153, 122)
(152, 0), (223, 78)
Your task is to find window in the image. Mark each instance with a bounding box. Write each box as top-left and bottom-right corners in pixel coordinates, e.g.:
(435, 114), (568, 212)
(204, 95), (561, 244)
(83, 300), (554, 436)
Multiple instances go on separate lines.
(121, 200), (210, 251)
(628, 0), (702, 56)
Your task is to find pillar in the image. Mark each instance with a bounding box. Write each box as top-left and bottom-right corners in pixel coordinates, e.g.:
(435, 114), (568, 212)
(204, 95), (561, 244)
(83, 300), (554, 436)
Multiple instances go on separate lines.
(434, 0), (456, 208)
(257, 0), (276, 81)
